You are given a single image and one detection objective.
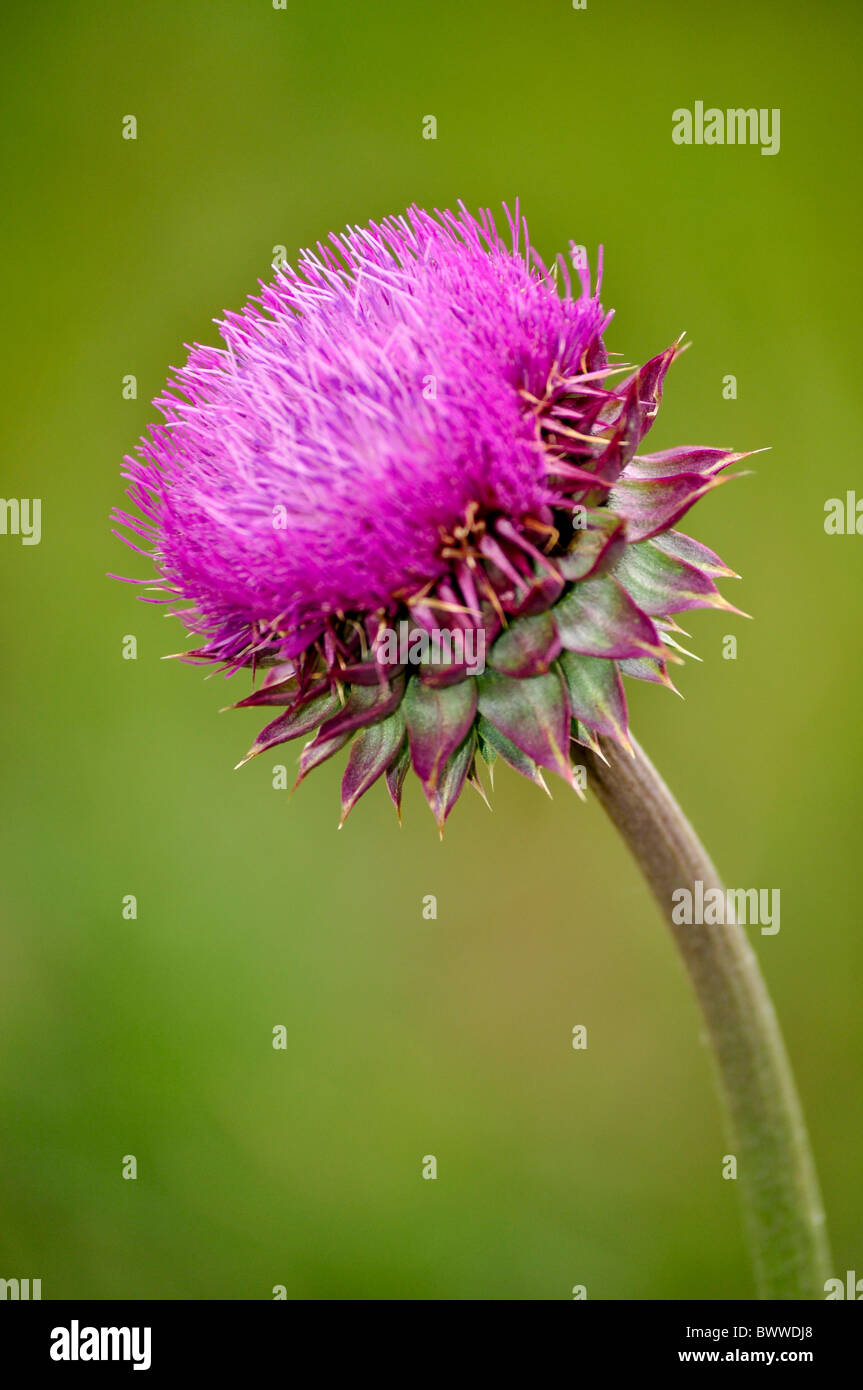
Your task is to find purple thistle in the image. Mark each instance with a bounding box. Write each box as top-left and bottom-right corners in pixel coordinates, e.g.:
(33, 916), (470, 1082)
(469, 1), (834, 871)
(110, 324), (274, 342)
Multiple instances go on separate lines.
(115, 201), (750, 828)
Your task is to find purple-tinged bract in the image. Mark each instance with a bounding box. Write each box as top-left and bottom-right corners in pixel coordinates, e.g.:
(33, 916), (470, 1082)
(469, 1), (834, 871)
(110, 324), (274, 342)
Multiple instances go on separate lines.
(115, 203), (748, 828)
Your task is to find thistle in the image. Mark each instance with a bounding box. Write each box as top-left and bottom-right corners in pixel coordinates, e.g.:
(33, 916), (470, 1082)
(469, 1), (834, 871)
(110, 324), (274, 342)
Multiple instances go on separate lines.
(115, 203), (830, 1300)
(115, 202), (748, 831)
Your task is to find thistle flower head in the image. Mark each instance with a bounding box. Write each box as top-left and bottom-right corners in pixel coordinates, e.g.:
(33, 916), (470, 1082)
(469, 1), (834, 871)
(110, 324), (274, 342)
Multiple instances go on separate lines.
(115, 202), (748, 829)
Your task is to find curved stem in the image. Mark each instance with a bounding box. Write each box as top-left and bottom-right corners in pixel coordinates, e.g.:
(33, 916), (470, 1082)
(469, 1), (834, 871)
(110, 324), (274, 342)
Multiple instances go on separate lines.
(582, 734), (831, 1300)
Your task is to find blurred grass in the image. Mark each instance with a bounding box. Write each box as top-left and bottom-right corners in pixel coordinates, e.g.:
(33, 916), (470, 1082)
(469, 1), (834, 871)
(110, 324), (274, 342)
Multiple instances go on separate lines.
(1, 0), (861, 1298)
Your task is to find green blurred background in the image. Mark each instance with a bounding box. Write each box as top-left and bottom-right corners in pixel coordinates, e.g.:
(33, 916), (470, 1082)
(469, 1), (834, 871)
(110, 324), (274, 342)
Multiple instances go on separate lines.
(1, 0), (860, 1300)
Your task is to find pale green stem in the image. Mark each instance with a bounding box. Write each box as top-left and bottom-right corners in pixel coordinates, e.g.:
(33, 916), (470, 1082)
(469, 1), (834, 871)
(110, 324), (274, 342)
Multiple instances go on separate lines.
(582, 734), (831, 1299)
